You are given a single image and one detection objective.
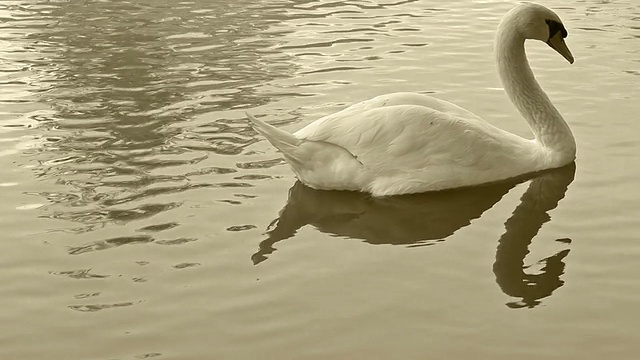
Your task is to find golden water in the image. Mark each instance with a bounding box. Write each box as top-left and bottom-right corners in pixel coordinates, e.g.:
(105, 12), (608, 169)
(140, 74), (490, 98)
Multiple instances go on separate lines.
(0, 0), (638, 359)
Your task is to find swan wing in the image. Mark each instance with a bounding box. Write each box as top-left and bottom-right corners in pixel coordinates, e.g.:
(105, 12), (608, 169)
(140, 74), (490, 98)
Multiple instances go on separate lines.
(296, 104), (537, 195)
(298, 92), (483, 139)
(298, 104), (495, 169)
(369, 92), (484, 122)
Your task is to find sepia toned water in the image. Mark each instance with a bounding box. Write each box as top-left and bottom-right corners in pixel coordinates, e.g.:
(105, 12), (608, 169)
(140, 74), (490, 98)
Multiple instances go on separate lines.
(0, 0), (638, 359)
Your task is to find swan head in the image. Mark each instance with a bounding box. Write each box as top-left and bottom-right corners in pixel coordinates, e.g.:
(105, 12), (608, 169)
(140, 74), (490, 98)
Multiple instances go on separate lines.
(504, 3), (574, 64)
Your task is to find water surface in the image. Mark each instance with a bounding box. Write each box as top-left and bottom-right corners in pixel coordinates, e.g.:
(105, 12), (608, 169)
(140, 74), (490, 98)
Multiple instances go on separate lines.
(1, 0), (639, 359)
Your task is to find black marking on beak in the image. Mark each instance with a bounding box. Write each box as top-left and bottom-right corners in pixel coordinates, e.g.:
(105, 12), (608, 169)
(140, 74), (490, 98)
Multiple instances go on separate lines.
(545, 19), (568, 41)
(544, 19), (574, 64)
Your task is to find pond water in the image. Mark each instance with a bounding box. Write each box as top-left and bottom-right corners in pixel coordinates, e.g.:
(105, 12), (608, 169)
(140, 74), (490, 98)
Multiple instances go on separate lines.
(0, 0), (638, 359)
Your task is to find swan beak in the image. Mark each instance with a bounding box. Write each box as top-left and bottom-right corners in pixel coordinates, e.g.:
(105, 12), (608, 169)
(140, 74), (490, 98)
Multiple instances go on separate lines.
(546, 33), (574, 64)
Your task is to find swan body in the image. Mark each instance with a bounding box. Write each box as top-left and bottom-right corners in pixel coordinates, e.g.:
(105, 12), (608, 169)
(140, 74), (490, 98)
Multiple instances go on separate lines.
(248, 3), (576, 196)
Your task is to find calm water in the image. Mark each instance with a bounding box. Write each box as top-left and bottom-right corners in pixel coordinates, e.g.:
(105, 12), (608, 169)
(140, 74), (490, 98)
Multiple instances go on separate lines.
(0, 0), (638, 359)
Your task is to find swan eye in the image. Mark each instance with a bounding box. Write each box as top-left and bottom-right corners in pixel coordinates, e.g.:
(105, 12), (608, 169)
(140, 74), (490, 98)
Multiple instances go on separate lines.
(545, 19), (568, 39)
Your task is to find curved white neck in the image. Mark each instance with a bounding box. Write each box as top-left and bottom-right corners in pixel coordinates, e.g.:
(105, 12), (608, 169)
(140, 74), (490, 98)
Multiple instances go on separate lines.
(495, 23), (576, 162)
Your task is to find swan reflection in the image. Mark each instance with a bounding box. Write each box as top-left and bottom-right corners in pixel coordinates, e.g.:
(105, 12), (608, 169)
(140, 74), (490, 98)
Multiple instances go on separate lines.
(493, 163), (575, 308)
(254, 164), (575, 308)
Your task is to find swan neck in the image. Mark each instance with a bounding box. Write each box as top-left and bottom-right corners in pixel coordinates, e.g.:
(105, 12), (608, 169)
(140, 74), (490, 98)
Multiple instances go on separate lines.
(495, 23), (575, 163)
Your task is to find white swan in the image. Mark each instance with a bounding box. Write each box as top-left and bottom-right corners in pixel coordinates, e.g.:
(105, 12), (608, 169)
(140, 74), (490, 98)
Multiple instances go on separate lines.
(247, 3), (576, 196)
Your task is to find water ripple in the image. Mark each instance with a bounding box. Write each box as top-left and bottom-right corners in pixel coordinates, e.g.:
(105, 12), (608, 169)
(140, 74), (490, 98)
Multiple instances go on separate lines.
(156, 237), (197, 246)
(69, 235), (154, 255)
(301, 65), (373, 74)
(47, 203), (182, 224)
(173, 262), (200, 269)
(137, 222), (180, 232)
(69, 301), (138, 312)
(278, 38), (374, 50)
(50, 269), (109, 279)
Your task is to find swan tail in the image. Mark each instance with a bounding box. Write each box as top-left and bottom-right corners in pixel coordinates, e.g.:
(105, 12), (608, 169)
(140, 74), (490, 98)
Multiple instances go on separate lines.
(246, 112), (303, 162)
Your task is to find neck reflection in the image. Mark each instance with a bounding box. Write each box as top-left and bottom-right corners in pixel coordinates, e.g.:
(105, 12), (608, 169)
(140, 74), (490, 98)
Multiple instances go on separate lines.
(254, 164), (576, 308)
(493, 162), (575, 308)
